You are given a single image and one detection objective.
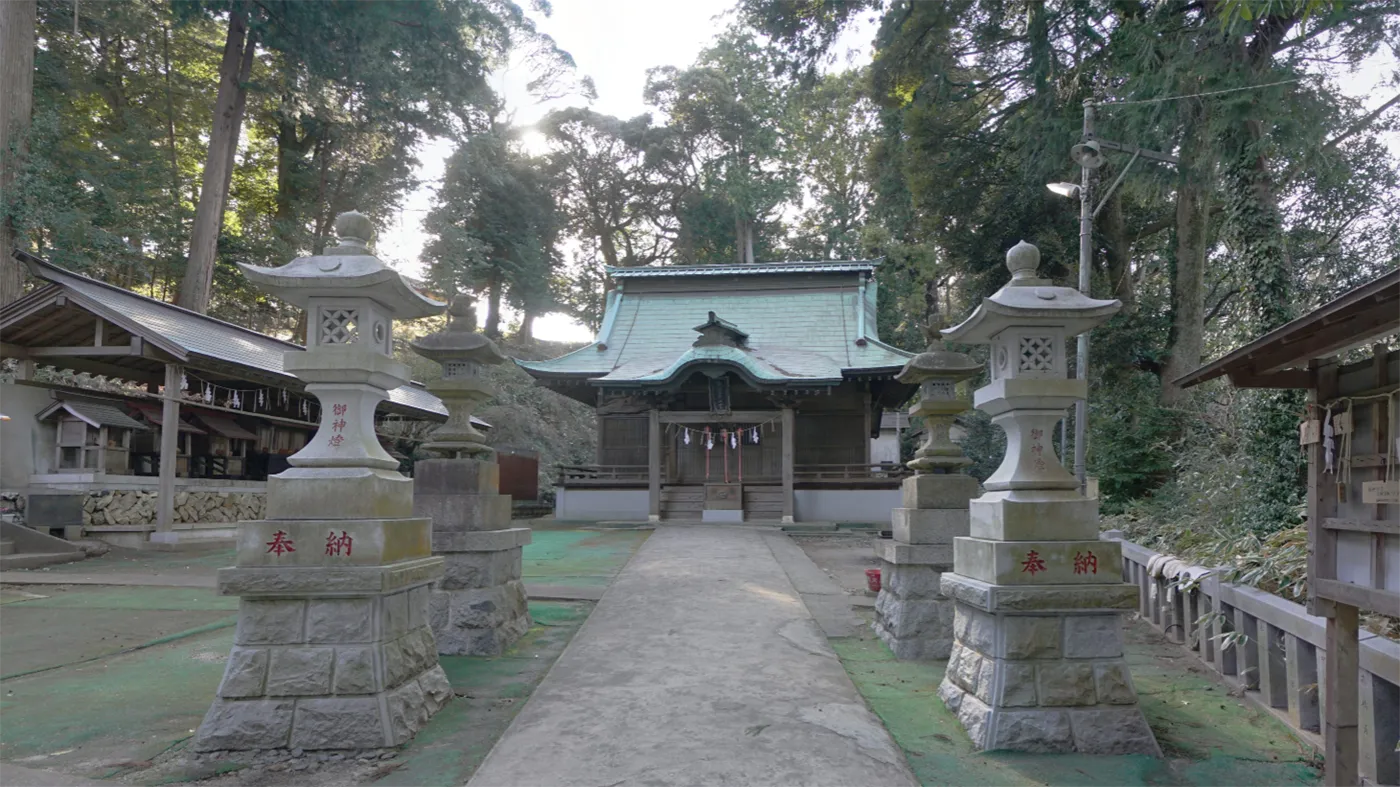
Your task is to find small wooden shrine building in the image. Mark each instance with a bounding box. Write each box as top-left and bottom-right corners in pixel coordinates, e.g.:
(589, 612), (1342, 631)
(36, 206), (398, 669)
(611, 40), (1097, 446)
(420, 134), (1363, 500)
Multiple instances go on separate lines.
(518, 260), (917, 523)
(0, 250), (463, 546)
(1178, 268), (1398, 787)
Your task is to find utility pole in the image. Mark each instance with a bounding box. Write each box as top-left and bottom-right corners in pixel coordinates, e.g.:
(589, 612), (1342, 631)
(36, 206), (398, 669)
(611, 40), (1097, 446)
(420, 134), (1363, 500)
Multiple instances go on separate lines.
(1052, 100), (1179, 493)
(1073, 100), (1094, 492)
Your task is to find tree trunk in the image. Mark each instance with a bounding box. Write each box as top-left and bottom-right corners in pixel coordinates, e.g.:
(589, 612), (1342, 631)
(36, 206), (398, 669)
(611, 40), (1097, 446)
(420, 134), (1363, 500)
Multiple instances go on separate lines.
(1159, 99), (1212, 408)
(0, 0), (37, 308)
(1100, 186), (1134, 313)
(177, 3), (255, 313)
(485, 273), (502, 338)
(520, 310), (536, 340)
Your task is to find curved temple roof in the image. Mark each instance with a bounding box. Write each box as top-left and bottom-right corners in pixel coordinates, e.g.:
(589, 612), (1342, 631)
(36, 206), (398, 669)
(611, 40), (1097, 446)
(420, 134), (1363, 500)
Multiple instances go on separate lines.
(517, 261), (913, 387)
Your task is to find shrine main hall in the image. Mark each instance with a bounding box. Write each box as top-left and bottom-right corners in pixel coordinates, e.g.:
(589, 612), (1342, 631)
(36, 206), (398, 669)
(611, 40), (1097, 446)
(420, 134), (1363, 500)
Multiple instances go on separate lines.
(519, 260), (919, 523)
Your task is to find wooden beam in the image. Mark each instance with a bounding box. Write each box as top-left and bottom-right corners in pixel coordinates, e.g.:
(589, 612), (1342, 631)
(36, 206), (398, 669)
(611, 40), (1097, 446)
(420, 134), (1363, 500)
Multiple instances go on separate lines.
(781, 406), (795, 523)
(44, 357), (164, 386)
(1316, 579), (1399, 615)
(157, 363), (182, 533)
(1324, 603), (1360, 787)
(1308, 361), (1340, 618)
(1371, 344), (1390, 591)
(660, 410), (777, 424)
(29, 343), (143, 357)
(1226, 368), (1313, 389)
(648, 408), (661, 522)
(1322, 518), (1400, 535)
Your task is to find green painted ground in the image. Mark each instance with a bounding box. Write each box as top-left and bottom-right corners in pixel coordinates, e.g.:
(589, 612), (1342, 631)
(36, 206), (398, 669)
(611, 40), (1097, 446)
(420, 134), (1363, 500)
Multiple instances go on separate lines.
(0, 585), (238, 679)
(522, 527), (650, 587)
(0, 601), (593, 785)
(835, 623), (1321, 787)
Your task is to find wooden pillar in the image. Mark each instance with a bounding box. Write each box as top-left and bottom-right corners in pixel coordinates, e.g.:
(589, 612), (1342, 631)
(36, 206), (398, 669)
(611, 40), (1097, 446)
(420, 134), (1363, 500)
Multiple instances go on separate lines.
(1325, 602), (1359, 787)
(781, 405), (794, 523)
(647, 407), (660, 522)
(156, 363), (182, 534)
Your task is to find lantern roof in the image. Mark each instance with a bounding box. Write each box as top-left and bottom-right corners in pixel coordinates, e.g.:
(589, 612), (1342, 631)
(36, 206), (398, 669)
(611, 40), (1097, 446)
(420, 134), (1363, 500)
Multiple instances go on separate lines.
(409, 295), (507, 366)
(238, 211), (445, 319)
(942, 241), (1120, 344)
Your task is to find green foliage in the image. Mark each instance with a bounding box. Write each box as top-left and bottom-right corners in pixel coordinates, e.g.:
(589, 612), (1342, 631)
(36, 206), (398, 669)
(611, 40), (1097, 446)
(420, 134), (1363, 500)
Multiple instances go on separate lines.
(423, 127), (561, 337)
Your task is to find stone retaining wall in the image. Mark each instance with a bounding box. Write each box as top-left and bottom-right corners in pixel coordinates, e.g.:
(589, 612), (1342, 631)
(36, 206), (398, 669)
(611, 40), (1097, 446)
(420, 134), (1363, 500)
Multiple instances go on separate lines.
(81, 490), (267, 526)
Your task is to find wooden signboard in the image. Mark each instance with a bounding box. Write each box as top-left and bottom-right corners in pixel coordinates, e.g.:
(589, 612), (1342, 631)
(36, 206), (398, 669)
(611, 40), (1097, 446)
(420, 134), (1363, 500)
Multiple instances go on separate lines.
(1300, 420), (1321, 445)
(1360, 480), (1399, 505)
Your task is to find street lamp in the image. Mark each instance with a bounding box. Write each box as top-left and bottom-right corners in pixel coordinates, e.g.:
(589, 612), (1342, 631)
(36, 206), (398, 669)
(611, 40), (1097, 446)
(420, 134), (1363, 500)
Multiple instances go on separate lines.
(1047, 99), (1179, 493)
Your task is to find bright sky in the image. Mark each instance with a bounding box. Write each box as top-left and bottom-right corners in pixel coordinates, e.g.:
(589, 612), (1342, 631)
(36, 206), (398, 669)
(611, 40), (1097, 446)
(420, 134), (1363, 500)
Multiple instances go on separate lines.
(378, 0), (738, 343)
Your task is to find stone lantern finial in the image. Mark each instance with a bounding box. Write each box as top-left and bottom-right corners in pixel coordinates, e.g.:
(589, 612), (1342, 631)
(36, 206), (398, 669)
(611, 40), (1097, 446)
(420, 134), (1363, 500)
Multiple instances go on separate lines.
(331, 210), (375, 251)
(1005, 239), (1041, 282)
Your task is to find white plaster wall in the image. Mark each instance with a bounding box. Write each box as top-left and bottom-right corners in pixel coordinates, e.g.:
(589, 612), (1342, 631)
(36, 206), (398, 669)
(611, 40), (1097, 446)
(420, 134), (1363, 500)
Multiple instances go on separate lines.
(794, 489), (901, 524)
(870, 433), (900, 465)
(555, 488), (649, 521)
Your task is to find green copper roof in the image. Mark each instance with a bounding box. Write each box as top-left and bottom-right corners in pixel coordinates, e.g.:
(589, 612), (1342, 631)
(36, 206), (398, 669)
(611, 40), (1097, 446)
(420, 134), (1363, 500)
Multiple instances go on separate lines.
(606, 260), (880, 278)
(518, 269), (913, 387)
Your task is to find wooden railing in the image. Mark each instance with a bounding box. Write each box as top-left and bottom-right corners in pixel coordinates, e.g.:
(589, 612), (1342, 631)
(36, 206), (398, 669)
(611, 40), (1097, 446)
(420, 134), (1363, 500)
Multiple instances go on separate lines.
(1104, 531), (1399, 785)
(555, 464), (649, 486)
(794, 462), (910, 482)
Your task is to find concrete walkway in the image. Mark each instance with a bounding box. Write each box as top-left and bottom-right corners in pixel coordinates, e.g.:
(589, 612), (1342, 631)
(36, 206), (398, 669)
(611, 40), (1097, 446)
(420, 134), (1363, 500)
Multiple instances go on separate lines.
(468, 526), (917, 787)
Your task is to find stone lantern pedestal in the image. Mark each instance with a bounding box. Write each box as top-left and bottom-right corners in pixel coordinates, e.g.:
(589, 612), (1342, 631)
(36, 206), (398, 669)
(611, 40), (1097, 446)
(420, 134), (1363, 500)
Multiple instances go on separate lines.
(411, 297), (531, 656)
(194, 213), (451, 752)
(935, 241), (1159, 756)
(874, 341), (982, 659)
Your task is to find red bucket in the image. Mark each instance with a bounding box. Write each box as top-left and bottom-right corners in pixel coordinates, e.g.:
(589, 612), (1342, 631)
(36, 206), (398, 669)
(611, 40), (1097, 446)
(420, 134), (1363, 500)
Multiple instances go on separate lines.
(865, 568), (882, 593)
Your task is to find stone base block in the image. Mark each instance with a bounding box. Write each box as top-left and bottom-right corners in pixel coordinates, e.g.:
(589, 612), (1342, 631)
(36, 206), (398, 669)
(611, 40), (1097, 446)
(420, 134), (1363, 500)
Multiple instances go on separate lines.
(936, 595), (1160, 756)
(941, 572), (1139, 613)
(236, 518), (430, 567)
(434, 527), (531, 554)
(415, 493), (511, 533)
(902, 473), (981, 509)
(414, 459), (499, 495)
(196, 663), (451, 751)
(955, 537), (1123, 585)
(196, 563), (451, 752)
(440, 548), (523, 590)
(218, 557), (444, 597)
(874, 590), (953, 659)
(701, 509), (744, 523)
(970, 490), (1099, 541)
(885, 563), (945, 598)
(939, 679), (1159, 755)
(876, 540), (953, 567)
(892, 508), (968, 544)
(266, 468), (412, 520)
(430, 580), (531, 656)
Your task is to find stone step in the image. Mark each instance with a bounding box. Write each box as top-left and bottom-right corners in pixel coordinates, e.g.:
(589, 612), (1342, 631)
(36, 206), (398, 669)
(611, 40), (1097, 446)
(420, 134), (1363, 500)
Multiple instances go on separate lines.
(0, 551), (87, 571)
(0, 539), (14, 556)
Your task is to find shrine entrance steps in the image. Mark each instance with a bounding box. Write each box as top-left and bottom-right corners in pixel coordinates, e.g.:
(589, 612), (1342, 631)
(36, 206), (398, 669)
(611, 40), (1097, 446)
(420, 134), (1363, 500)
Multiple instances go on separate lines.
(466, 525), (918, 787)
(660, 484), (786, 520)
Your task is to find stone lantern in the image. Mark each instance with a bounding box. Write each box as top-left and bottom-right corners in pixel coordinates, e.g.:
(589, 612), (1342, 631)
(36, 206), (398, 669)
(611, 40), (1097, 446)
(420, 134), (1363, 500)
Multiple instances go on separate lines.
(194, 212), (452, 753)
(873, 322), (983, 659)
(410, 295), (532, 655)
(935, 241), (1158, 755)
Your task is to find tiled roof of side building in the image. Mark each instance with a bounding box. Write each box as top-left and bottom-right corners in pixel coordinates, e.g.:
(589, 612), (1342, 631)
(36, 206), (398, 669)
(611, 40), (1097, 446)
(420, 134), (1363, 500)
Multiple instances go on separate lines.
(12, 253), (450, 420)
(518, 276), (913, 384)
